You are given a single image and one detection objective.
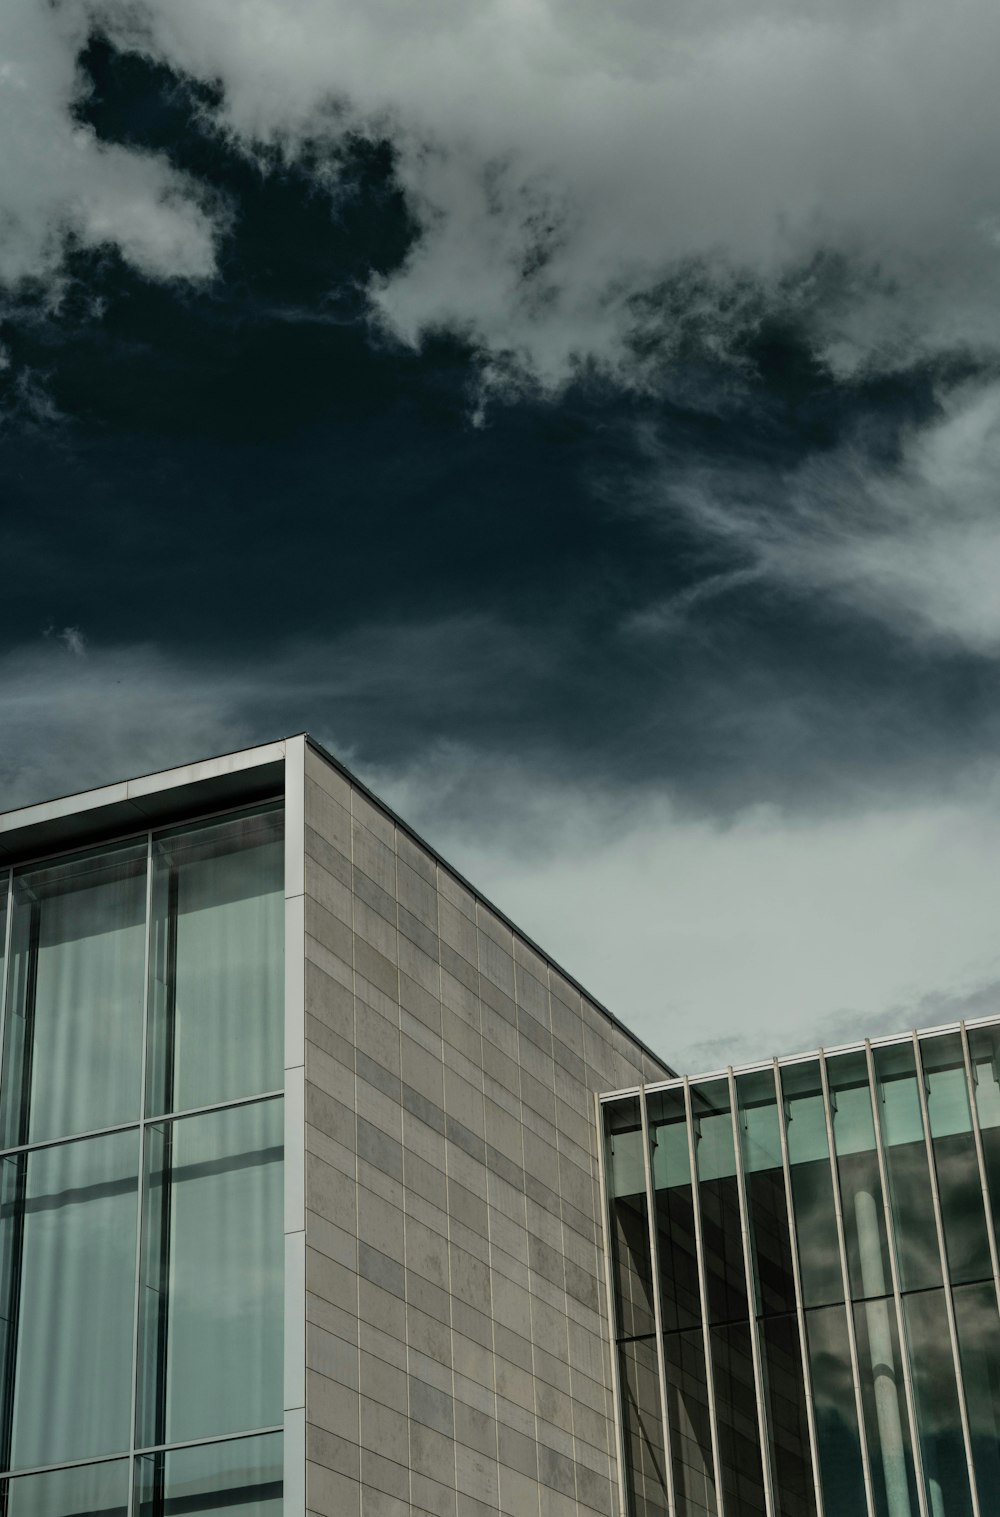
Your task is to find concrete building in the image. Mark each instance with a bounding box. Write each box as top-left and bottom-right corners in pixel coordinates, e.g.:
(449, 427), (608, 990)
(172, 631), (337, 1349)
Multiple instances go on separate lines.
(0, 735), (996, 1517)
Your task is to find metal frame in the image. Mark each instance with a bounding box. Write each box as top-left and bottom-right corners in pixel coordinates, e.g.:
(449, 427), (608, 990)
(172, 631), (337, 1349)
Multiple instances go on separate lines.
(596, 1090), (640, 1517)
(640, 1087), (677, 1516)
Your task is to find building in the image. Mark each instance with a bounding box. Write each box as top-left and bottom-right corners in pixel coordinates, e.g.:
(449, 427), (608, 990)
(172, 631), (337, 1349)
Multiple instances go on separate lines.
(0, 735), (996, 1517)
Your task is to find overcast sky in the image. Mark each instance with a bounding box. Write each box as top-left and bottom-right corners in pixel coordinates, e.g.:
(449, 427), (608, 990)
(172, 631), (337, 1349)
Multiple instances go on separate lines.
(2, 0), (999, 1071)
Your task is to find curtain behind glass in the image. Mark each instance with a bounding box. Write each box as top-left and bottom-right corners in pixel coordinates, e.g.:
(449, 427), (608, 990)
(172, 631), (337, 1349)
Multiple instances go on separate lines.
(148, 810), (283, 1116)
(0, 1132), (138, 1471)
(0, 845), (146, 1148)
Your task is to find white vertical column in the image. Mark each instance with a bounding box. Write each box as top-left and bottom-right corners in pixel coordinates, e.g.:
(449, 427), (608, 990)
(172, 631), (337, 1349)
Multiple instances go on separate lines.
(595, 1092), (633, 1517)
(641, 1087), (677, 1517)
(126, 834), (154, 1516)
(283, 735), (307, 1517)
(685, 1077), (726, 1517)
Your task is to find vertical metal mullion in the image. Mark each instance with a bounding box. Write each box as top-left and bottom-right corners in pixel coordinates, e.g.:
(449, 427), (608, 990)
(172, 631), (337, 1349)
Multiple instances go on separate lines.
(771, 1060), (824, 1517)
(127, 832), (154, 1517)
(864, 1040), (929, 1517)
(727, 1068), (775, 1517)
(959, 1021), (1000, 1310)
(595, 1093), (632, 1517)
(640, 1088), (676, 1517)
(684, 1076), (726, 1517)
(911, 1032), (981, 1517)
(817, 1052), (877, 1517)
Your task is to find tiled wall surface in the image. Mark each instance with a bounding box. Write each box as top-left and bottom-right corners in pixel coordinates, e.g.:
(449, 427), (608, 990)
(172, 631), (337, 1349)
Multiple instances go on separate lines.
(300, 744), (670, 1517)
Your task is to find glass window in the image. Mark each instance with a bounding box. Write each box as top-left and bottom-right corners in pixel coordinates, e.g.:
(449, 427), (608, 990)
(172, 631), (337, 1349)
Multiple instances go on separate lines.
(137, 1098), (283, 1448)
(760, 1314), (816, 1517)
(736, 1070), (797, 1318)
(827, 1052), (893, 1303)
(852, 1297), (919, 1517)
(0, 843), (146, 1148)
(135, 1433), (283, 1517)
(605, 1098), (657, 1342)
(0, 1458), (129, 1516)
(968, 1023), (1000, 1254)
(147, 808), (283, 1116)
(805, 1305), (866, 1516)
(711, 1322), (767, 1517)
(872, 1043), (941, 1293)
(920, 1034), (992, 1286)
(781, 1063), (843, 1307)
(649, 1088), (701, 1334)
(663, 1328), (717, 1517)
(0, 1132), (138, 1471)
(618, 1337), (670, 1517)
(953, 1282), (1000, 1517)
(691, 1081), (749, 1327)
(903, 1288), (973, 1517)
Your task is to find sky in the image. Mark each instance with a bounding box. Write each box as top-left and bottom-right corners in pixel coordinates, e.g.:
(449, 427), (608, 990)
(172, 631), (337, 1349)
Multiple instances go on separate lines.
(2, 0), (1000, 1072)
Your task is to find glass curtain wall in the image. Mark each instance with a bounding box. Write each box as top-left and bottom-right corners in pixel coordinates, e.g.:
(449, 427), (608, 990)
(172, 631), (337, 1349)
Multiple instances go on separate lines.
(602, 1022), (1000, 1517)
(0, 805), (284, 1517)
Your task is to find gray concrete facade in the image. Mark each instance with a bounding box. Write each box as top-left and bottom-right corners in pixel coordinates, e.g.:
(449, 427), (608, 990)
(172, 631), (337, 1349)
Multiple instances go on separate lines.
(295, 739), (671, 1517)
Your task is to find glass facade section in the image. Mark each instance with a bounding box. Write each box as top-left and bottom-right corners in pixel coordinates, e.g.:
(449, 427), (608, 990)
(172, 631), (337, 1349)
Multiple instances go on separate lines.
(0, 805), (284, 1510)
(603, 1020), (1000, 1517)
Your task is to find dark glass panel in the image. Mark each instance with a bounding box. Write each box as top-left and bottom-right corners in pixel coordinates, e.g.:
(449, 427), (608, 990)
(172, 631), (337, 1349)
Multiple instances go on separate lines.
(953, 1282), (1000, 1517)
(853, 1298), (919, 1517)
(604, 1098), (656, 1341)
(903, 1288), (973, 1517)
(711, 1322), (766, 1517)
(827, 1051), (893, 1303)
(147, 808), (283, 1117)
(618, 1338), (669, 1517)
(0, 843), (146, 1149)
(663, 1328), (717, 1517)
(0, 1132), (138, 1471)
(137, 1098), (283, 1448)
(736, 1069), (797, 1318)
(781, 1063), (843, 1307)
(760, 1314), (816, 1517)
(0, 1459), (129, 1517)
(805, 1305), (867, 1516)
(920, 1034), (992, 1286)
(873, 1044), (941, 1294)
(692, 1081), (748, 1327)
(968, 1023), (1000, 1248)
(649, 1087), (701, 1334)
(135, 1433), (283, 1517)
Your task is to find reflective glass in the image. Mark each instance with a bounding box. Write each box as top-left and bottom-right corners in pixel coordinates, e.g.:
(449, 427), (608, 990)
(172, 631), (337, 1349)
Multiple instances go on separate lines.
(0, 1459), (129, 1516)
(903, 1288), (973, 1517)
(805, 1305), (866, 1516)
(691, 1081), (749, 1326)
(147, 808), (283, 1116)
(737, 1070), (797, 1317)
(760, 1315), (816, 1517)
(135, 1433), (283, 1517)
(873, 1043), (941, 1293)
(852, 1298), (919, 1517)
(827, 1052), (892, 1303)
(663, 1328), (717, 1517)
(0, 843), (146, 1148)
(618, 1338), (670, 1517)
(0, 1132), (138, 1470)
(137, 1098), (283, 1447)
(649, 1088), (700, 1333)
(711, 1322), (767, 1517)
(604, 1098), (656, 1341)
(920, 1034), (992, 1286)
(952, 1282), (1000, 1517)
(968, 1023), (1000, 1246)
(781, 1063), (843, 1307)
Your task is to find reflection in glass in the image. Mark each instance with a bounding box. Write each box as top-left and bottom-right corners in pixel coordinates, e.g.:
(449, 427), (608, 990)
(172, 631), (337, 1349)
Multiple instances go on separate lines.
(968, 1023), (1000, 1245)
(760, 1315), (816, 1517)
(781, 1064), (843, 1307)
(903, 1289), (973, 1517)
(920, 1035), (992, 1286)
(0, 843), (146, 1148)
(805, 1305), (866, 1516)
(137, 1099), (283, 1447)
(618, 1338), (670, 1517)
(663, 1329), (717, 1517)
(827, 1052), (893, 1303)
(953, 1282), (1000, 1516)
(0, 1132), (138, 1470)
(711, 1322), (767, 1517)
(135, 1433), (283, 1517)
(853, 1299), (918, 1517)
(0, 1458), (129, 1517)
(605, 1098), (656, 1341)
(691, 1081), (748, 1327)
(147, 808), (283, 1116)
(873, 1044), (941, 1293)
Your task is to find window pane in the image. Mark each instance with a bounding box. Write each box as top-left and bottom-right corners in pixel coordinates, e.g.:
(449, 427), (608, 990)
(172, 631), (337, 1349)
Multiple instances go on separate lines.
(805, 1304), (866, 1516)
(781, 1064), (843, 1308)
(852, 1297), (919, 1517)
(921, 1034), (991, 1286)
(952, 1282), (1000, 1516)
(873, 1043), (941, 1293)
(736, 1070), (797, 1319)
(147, 808), (283, 1116)
(711, 1322), (767, 1517)
(0, 1132), (138, 1470)
(692, 1081), (749, 1327)
(135, 1433), (282, 1517)
(137, 1098), (283, 1447)
(760, 1314), (816, 1517)
(827, 1052), (893, 1303)
(618, 1338), (669, 1517)
(903, 1288), (973, 1517)
(1, 843), (146, 1148)
(604, 1098), (656, 1341)
(968, 1024), (1000, 1248)
(649, 1088), (701, 1334)
(0, 1459), (129, 1517)
(663, 1328), (717, 1517)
